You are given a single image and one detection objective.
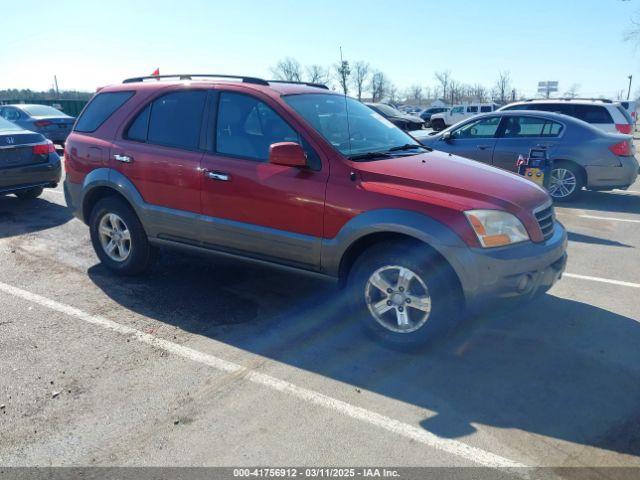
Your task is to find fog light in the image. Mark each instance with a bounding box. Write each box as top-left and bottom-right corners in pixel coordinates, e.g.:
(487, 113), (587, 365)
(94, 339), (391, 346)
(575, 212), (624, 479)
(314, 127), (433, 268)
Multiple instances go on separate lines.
(516, 274), (532, 293)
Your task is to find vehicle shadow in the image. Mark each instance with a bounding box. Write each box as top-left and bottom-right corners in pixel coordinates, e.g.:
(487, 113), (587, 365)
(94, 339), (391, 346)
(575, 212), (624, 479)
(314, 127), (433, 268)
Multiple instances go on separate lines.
(567, 231), (633, 248)
(88, 250), (640, 458)
(566, 190), (640, 215)
(0, 195), (73, 239)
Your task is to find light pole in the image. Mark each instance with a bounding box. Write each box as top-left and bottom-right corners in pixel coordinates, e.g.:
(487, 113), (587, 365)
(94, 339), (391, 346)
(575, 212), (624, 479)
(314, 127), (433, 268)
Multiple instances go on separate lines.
(628, 75), (633, 101)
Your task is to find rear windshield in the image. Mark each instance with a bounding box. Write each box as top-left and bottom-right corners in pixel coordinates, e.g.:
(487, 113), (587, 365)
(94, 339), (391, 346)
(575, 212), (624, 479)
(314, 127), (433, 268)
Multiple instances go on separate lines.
(74, 91), (135, 133)
(21, 105), (64, 116)
(0, 117), (19, 131)
(617, 106), (634, 124)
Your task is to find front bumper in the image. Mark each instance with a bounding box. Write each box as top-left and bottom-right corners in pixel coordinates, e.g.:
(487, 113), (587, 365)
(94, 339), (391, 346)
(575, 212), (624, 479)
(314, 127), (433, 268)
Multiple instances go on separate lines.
(460, 221), (568, 311)
(585, 156), (639, 189)
(0, 154), (62, 194)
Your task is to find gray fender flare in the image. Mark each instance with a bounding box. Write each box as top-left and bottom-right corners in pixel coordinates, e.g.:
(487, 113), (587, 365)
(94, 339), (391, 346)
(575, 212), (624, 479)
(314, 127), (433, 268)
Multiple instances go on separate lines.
(321, 209), (477, 292)
(80, 168), (146, 222)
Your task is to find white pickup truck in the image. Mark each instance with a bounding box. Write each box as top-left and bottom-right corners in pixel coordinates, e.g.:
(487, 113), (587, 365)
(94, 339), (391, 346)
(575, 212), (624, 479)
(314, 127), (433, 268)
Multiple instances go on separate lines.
(429, 103), (499, 131)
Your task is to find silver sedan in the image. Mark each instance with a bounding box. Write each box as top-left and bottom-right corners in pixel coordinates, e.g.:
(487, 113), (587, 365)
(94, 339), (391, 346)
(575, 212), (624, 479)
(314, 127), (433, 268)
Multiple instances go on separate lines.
(414, 110), (639, 201)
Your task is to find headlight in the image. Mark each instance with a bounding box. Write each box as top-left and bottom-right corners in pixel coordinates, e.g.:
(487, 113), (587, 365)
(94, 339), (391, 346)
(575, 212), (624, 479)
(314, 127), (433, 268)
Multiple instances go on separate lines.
(464, 210), (529, 248)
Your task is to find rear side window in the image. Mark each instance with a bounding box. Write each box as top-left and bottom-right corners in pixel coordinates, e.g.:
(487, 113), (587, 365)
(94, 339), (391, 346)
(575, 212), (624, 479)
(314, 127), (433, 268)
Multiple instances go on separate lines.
(467, 106), (478, 113)
(617, 106), (633, 124)
(126, 104), (151, 142)
(480, 106), (493, 113)
(573, 105), (612, 124)
(74, 91), (134, 133)
(502, 116), (563, 138)
(147, 91), (207, 150)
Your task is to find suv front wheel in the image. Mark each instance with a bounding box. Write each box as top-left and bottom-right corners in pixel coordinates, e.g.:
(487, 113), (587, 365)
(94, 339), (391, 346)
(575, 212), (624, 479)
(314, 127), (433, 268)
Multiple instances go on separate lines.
(89, 196), (155, 275)
(347, 241), (460, 347)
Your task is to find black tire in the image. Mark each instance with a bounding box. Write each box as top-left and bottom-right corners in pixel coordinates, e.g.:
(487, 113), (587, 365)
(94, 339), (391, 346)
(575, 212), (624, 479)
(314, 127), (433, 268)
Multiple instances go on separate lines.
(89, 196), (155, 275)
(431, 119), (445, 131)
(15, 187), (43, 200)
(346, 240), (462, 348)
(549, 162), (584, 202)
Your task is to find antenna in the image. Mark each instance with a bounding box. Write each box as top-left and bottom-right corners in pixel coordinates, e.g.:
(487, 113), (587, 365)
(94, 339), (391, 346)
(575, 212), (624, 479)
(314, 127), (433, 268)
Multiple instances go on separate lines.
(340, 46), (353, 156)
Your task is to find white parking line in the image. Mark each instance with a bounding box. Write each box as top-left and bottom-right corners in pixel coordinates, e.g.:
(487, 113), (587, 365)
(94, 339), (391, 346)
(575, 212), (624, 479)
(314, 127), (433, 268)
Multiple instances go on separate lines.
(578, 215), (640, 224)
(0, 280), (528, 471)
(565, 273), (640, 289)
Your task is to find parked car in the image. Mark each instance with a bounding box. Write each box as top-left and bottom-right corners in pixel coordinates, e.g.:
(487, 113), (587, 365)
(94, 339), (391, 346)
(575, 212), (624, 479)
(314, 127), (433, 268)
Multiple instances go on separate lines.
(419, 106), (450, 125)
(0, 117), (61, 199)
(499, 99), (633, 135)
(0, 104), (75, 146)
(620, 100), (637, 127)
(430, 103), (498, 131)
(414, 111), (639, 201)
(64, 74), (567, 345)
(365, 103), (424, 131)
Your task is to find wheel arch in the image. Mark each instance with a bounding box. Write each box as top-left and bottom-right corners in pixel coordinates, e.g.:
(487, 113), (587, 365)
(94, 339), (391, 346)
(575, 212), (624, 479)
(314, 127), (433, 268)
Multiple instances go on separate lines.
(80, 168), (146, 224)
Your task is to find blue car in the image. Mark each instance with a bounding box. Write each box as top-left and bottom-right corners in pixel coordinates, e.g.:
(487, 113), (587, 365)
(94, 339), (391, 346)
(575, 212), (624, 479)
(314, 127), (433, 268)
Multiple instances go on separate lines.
(0, 104), (75, 146)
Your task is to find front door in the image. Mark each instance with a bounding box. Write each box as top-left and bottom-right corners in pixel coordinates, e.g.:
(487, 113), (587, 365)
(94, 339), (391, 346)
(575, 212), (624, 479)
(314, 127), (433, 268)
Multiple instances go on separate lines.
(492, 115), (562, 172)
(199, 91), (328, 268)
(437, 116), (501, 164)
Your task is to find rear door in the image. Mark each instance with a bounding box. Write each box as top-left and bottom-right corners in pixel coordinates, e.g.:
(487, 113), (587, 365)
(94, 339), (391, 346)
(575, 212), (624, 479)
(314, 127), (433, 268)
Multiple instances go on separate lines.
(437, 116), (501, 163)
(199, 90), (328, 268)
(109, 88), (207, 241)
(492, 115), (563, 171)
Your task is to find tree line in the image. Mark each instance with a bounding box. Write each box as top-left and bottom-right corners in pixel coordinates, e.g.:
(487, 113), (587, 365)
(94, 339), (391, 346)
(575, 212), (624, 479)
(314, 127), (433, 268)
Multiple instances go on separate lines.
(270, 57), (526, 105)
(0, 89), (93, 101)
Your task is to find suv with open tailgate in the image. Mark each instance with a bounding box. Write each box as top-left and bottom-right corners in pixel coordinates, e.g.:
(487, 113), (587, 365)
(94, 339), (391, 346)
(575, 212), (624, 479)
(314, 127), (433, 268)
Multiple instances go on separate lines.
(64, 74), (567, 345)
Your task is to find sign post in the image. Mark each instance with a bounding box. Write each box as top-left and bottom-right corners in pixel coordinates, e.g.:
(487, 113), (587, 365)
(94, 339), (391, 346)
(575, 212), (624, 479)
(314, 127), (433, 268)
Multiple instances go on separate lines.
(537, 81), (558, 98)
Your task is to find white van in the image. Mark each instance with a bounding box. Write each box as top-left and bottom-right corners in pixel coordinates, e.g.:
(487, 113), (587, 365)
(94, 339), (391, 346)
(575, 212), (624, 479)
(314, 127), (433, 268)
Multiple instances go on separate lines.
(430, 103), (499, 130)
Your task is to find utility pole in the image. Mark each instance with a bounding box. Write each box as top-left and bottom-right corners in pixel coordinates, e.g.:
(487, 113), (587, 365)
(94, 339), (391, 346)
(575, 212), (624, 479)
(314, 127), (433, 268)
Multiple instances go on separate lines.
(53, 75), (60, 98)
(511, 89), (516, 102)
(628, 75), (633, 100)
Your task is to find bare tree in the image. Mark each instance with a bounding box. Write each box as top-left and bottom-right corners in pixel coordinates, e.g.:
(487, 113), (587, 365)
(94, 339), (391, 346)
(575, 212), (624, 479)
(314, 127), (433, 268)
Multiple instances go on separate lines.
(271, 57), (302, 82)
(448, 79), (463, 104)
(406, 84), (424, 104)
(492, 71), (512, 104)
(564, 84), (580, 98)
(387, 83), (400, 104)
(370, 71), (388, 102)
(470, 83), (487, 102)
(334, 60), (351, 95)
(306, 64), (329, 85)
(434, 71), (451, 102)
(351, 61), (370, 101)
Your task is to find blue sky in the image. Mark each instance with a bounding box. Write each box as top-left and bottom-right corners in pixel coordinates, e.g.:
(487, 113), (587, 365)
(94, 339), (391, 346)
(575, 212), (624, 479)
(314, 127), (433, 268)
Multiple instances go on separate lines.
(1, 0), (638, 98)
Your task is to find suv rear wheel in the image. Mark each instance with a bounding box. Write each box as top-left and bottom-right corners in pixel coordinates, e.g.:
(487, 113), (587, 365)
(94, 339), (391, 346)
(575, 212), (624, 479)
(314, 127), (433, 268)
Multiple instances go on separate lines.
(89, 196), (155, 275)
(346, 241), (461, 347)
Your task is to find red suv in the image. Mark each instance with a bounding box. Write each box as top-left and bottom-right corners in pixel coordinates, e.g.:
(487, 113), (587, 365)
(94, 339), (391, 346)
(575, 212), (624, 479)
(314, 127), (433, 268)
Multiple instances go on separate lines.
(64, 74), (567, 345)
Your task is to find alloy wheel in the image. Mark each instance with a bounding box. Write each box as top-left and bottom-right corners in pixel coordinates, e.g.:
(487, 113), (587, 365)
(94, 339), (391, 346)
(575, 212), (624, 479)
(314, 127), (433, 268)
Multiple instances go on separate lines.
(549, 168), (577, 199)
(364, 265), (432, 333)
(98, 213), (132, 262)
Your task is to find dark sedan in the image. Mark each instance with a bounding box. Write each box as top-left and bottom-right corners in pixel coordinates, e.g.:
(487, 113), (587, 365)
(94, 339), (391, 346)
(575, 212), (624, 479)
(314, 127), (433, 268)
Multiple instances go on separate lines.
(0, 104), (75, 146)
(365, 103), (424, 131)
(413, 110), (638, 201)
(0, 117), (62, 199)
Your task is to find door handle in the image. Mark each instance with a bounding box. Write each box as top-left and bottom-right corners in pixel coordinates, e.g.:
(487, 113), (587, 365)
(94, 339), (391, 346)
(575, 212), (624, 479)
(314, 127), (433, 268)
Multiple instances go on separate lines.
(477, 144), (491, 150)
(205, 171), (230, 181)
(113, 153), (133, 163)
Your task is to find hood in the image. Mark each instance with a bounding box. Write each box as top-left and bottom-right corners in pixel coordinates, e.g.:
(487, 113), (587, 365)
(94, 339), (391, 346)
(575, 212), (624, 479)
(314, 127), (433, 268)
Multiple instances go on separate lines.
(353, 150), (550, 214)
(400, 113), (423, 122)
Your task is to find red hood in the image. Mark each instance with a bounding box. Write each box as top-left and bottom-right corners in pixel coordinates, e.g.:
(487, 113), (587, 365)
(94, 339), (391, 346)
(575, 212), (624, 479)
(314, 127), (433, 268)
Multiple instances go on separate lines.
(352, 150), (550, 216)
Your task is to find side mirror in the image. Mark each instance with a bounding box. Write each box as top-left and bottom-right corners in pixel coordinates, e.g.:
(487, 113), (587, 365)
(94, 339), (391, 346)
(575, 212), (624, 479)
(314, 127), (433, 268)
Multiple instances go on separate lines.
(269, 142), (307, 168)
(442, 131), (453, 142)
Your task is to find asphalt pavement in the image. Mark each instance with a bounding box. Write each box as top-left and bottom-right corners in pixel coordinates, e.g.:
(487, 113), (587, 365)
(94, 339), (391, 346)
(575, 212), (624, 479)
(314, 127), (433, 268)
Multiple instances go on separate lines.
(0, 141), (639, 472)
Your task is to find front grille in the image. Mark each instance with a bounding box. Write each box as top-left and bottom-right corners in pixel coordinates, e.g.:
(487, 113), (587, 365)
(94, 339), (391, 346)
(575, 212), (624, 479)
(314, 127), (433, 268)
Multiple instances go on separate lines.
(534, 204), (555, 241)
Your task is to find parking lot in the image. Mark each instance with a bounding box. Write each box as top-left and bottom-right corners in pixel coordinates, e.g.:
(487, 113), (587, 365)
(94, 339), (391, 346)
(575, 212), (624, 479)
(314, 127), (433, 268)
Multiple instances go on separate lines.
(1, 139), (639, 470)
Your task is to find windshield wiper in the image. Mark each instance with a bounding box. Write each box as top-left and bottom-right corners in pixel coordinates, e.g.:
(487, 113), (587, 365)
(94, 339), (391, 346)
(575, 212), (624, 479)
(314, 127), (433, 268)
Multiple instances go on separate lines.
(348, 151), (395, 161)
(388, 143), (430, 152)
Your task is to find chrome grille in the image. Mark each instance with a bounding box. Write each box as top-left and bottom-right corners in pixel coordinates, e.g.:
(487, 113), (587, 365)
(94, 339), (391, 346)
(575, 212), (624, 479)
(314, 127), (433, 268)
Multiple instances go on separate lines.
(534, 204), (555, 241)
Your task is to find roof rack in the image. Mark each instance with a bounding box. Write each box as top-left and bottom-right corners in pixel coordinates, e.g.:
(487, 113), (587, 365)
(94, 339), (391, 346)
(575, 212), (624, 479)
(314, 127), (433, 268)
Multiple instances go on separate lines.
(524, 97), (613, 103)
(268, 80), (329, 90)
(122, 74), (269, 86)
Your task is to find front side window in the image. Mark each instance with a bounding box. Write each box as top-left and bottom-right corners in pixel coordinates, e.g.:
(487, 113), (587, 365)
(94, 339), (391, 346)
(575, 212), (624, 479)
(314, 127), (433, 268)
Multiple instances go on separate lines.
(284, 94), (422, 159)
(147, 90), (206, 150)
(452, 117), (501, 139)
(451, 106), (464, 114)
(216, 92), (299, 162)
(75, 91), (134, 133)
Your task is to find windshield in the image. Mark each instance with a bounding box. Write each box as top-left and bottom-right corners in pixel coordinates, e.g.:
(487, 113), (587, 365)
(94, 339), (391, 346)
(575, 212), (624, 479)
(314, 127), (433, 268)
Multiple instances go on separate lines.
(284, 94), (421, 158)
(373, 103), (402, 116)
(20, 105), (65, 116)
(0, 117), (19, 131)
